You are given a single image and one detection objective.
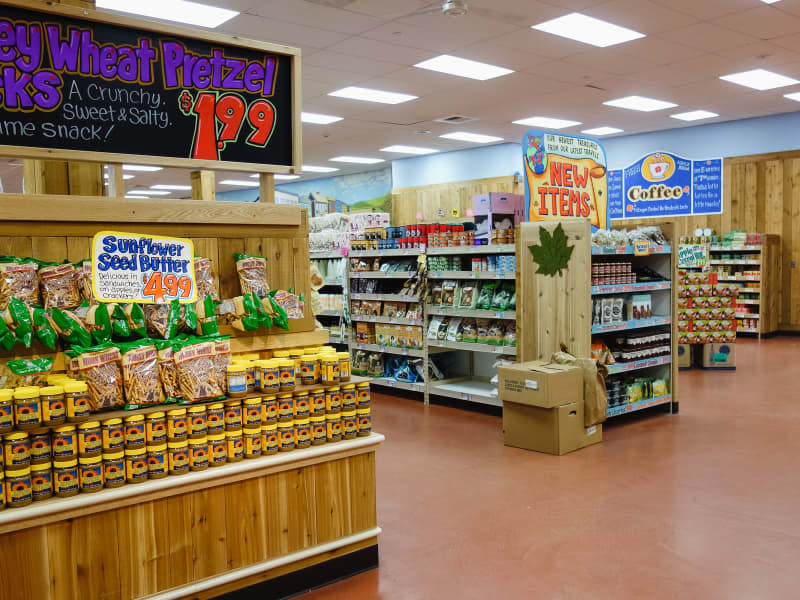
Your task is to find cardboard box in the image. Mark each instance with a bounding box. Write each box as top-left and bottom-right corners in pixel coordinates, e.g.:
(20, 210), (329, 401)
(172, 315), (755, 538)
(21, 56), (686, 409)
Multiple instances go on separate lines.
(702, 343), (736, 368)
(678, 343), (692, 368)
(498, 361), (583, 409)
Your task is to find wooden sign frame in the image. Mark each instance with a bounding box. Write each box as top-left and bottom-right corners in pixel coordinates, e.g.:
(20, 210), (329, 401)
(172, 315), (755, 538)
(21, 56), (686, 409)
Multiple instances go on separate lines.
(0, 0), (303, 174)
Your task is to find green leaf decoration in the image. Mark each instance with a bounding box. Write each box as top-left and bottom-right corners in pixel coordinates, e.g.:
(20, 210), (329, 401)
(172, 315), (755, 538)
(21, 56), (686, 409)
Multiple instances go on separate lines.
(527, 223), (574, 277)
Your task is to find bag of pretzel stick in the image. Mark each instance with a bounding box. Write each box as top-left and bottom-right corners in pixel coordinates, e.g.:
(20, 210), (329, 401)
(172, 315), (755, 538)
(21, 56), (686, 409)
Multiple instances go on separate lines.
(173, 339), (223, 402)
(66, 344), (125, 411)
(120, 341), (165, 408)
(155, 340), (181, 402)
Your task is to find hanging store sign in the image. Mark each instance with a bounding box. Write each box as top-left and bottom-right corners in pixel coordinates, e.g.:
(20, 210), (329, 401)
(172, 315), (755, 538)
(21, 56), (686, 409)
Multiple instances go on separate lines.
(92, 231), (196, 304)
(523, 131), (609, 230)
(0, 1), (298, 171)
(607, 152), (723, 220)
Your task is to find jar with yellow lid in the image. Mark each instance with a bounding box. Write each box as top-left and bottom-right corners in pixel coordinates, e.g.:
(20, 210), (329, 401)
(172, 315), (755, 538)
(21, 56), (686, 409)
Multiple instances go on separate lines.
(309, 389), (326, 417)
(188, 405), (207, 438)
(124, 414), (146, 449)
(79, 455), (104, 493)
(224, 399), (242, 430)
(206, 402), (225, 434)
(278, 360), (296, 392)
(52, 425), (76, 460)
(235, 352), (260, 362)
(226, 364), (248, 397)
(262, 395), (277, 424)
(299, 354), (318, 385)
(326, 414), (342, 443)
(77, 421), (102, 457)
(101, 418), (125, 452)
(261, 424), (278, 455)
(341, 384), (357, 412)
(272, 350), (291, 360)
(30, 462), (53, 501)
(147, 444), (167, 479)
(288, 349), (304, 373)
(243, 398), (262, 428)
(277, 421), (294, 452)
(337, 352), (351, 382)
(310, 416), (326, 446)
(277, 393), (294, 423)
(320, 355), (340, 385)
(3, 432), (30, 467)
(259, 360), (280, 393)
(103, 451), (125, 488)
(14, 387), (41, 430)
(321, 346), (336, 354)
(167, 441), (189, 475)
(293, 391), (310, 419)
(243, 428), (262, 459)
(326, 387), (342, 414)
(188, 437), (209, 471)
(167, 408), (188, 441)
(294, 419), (311, 449)
(208, 433), (227, 466)
(342, 411), (357, 440)
(47, 374), (70, 386)
(30, 431), (51, 465)
(0, 472), (4, 510)
(40, 385), (66, 426)
(244, 361), (257, 392)
(226, 430), (244, 462)
(0, 389), (13, 434)
(63, 381), (90, 423)
(146, 412), (167, 444)
(124, 447), (148, 483)
(5, 467), (32, 507)
(53, 459), (79, 497)
(357, 408), (372, 437)
(356, 382), (371, 408)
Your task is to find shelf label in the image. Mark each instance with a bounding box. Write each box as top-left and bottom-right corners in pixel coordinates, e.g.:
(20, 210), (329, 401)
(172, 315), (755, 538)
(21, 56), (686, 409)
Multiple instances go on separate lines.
(633, 240), (651, 256)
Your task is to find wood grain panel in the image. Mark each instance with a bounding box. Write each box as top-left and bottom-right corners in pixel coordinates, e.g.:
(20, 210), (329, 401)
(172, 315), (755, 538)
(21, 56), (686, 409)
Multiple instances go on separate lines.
(224, 478), (269, 568)
(73, 512), (122, 600)
(216, 238), (246, 299)
(0, 527), (50, 600)
(31, 237), (68, 263)
(191, 487), (229, 580)
(265, 468), (317, 557)
(116, 501), (172, 600)
(46, 521), (78, 600)
(314, 458), (353, 543)
(166, 494), (195, 590)
(348, 452), (377, 534)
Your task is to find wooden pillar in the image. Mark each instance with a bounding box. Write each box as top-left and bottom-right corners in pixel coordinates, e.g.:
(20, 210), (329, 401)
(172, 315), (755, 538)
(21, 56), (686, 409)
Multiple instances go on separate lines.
(191, 170), (216, 201)
(57, 0), (95, 8)
(259, 173), (275, 203)
(22, 160), (43, 195)
(105, 164), (125, 197)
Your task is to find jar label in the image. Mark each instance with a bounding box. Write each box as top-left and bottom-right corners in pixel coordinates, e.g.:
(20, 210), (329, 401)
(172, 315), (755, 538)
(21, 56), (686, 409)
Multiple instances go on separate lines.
(125, 424), (145, 444)
(55, 468), (79, 494)
(279, 367), (295, 384)
(294, 399), (310, 418)
(343, 417), (357, 435)
(30, 437), (51, 461)
(312, 424), (326, 443)
(32, 471), (53, 499)
(148, 453), (166, 475)
(68, 394), (91, 417)
(279, 430), (295, 450)
(52, 434), (76, 458)
(261, 370), (279, 391)
(228, 375), (246, 393)
(262, 432), (278, 452)
(358, 415), (372, 434)
(311, 394), (326, 415)
(168, 418), (187, 438)
(227, 438), (244, 458)
(6, 479), (31, 504)
(103, 426), (125, 450)
(79, 431), (102, 454)
(278, 400), (294, 419)
(245, 407), (262, 427)
(224, 407), (242, 427)
(340, 362), (351, 378)
(295, 425), (311, 444)
(147, 420), (167, 442)
(80, 466), (103, 489)
(104, 460), (124, 483)
(211, 442), (227, 463)
(168, 450), (189, 472)
(262, 402), (278, 423)
(327, 421), (342, 440)
(126, 457), (148, 480)
(43, 399), (66, 421)
(326, 394), (341, 412)
(6, 441), (30, 465)
(190, 445), (208, 467)
(245, 435), (262, 457)
(16, 402), (41, 425)
(190, 416), (207, 435)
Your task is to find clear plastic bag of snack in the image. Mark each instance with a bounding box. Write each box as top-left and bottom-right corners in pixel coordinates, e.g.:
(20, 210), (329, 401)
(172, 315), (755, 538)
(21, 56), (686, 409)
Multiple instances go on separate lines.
(441, 280), (458, 307)
(120, 342), (165, 407)
(193, 256), (219, 301)
(431, 284), (443, 306)
(39, 263), (82, 309)
(0, 259), (39, 308)
(212, 336), (231, 394)
(68, 345), (125, 410)
(476, 282), (497, 310)
(476, 318), (491, 344)
(6, 356), (54, 387)
(487, 320), (505, 346)
(491, 282), (514, 311)
(173, 340), (224, 402)
(503, 322), (517, 347)
(155, 340), (181, 401)
(461, 319), (478, 343)
(234, 253), (269, 298)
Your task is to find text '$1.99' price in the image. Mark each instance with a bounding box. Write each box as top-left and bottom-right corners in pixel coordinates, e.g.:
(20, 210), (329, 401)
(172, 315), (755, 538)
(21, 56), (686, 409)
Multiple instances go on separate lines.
(142, 271), (192, 303)
(179, 90), (276, 160)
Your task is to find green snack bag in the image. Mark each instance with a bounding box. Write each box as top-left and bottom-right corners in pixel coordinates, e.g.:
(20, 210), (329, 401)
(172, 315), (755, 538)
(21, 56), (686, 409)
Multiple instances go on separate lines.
(124, 303), (147, 338)
(0, 318), (15, 351)
(52, 307), (92, 347)
(5, 297), (33, 347)
(196, 295), (219, 336)
(81, 302), (112, 344)
(7, 356), (54, 386)
(32, 308), (57, 350)
(476, 282), (497, 310)
(266, 292), (289, 331)
(491, 282), (514, 311)
(166, 300), (182, 339)
(242, 293), (267, 330)
(111, 304), (131, 339)
(182, 300), (198, 333)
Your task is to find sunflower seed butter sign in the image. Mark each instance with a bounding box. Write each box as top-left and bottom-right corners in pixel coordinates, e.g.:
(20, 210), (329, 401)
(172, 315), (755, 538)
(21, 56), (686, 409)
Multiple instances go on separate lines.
(523, 131), (608, 230)
(92, 232), (196, 304)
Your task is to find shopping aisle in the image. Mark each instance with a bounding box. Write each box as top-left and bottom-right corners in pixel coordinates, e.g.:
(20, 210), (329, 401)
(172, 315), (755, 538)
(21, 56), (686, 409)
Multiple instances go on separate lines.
(299, 337), (800, 600)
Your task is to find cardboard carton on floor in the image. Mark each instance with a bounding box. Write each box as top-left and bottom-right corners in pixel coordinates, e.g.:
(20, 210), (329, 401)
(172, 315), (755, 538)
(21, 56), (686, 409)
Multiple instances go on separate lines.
(499, 361), (603, 456)
(678, 344), (692, 368)
(702, 343), (736, 369)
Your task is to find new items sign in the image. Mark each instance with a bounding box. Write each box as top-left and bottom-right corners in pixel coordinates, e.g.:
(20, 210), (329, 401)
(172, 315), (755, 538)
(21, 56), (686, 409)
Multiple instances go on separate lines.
(92, 232), (196, 304)
(0, 2), (297, 169)
(608, 152), (723, 220)
(523, 131), (609, 229)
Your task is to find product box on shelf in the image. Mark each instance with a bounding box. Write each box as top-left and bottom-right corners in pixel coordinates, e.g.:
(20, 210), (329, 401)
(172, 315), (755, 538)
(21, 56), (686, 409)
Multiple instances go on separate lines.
(702, 343), (736, 368)
(677, 343), (692, 368)
(473, 193), (524, 242)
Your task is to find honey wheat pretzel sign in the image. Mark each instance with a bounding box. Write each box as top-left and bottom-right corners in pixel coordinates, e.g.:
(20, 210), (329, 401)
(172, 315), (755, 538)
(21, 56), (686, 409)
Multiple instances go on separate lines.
(523, 131), (609, 230)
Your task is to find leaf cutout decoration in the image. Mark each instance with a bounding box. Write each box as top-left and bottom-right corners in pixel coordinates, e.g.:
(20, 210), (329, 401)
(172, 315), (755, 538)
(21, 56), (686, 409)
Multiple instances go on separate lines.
(527, 223), (574, 277)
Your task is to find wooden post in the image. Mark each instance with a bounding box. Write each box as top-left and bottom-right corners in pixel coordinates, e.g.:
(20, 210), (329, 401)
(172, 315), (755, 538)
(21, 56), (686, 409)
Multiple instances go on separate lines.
(259, 173), (275, 203)
(191, 170), (216, 201)
(106, 164), (125, 197)
(22, 160), (43, 195)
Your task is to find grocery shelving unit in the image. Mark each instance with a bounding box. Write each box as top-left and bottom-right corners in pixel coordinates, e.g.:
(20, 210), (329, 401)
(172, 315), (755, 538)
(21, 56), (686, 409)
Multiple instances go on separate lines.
(708, 234), (780, 338)
(311, 250), (350, 347)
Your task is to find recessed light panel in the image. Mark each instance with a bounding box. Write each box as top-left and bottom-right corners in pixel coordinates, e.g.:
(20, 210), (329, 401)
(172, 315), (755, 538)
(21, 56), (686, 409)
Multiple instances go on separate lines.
(670, 110), (719, 122)
(440, 132), (504, 143)
(512, 116), (582, 129)
(301, 112), (343, 125)
(329, 156), (385, 164)
(302, 165), (340, 173)
(581, 127), (624, 136)
(151, 184), (192, 190)
(328, 87), (417, 105)
(414, 55), (514, 80)
(603, 96), (678, 112)
(784, 92), (800, 102)
(219, 180), (259, 187)
(532, 12), (645, 48)
(274, 174), (300, 180)
(123, 164), (163, 172)
(96, 0), (237, 28)
(720, 69), (799, 90)
(380, 145), (438, 155)
(127, 190), (171, 196)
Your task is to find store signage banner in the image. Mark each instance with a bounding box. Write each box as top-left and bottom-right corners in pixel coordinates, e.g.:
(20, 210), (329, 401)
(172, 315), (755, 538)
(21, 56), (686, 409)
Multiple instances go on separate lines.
(0, 3), (294, 168)
(522, 131), (609, 230)
(607, 152), (723, 220)
(678, 244), (709, 269)
(92, 231), (196, 304)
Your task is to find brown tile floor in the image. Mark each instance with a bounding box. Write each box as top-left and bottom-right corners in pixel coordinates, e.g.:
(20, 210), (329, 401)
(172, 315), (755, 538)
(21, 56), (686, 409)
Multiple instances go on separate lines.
(300, 338), (800, 600)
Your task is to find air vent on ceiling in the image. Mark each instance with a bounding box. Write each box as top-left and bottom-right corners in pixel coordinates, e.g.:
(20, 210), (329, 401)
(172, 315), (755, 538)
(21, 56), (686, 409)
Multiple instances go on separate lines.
(434, 115), (477, 124)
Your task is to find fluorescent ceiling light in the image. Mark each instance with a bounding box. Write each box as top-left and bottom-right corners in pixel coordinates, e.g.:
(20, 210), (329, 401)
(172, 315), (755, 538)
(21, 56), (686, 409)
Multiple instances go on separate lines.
(512, 116), (581, 129)
(151, 184), (192, 190)
(440, 131), (504, 143)
(414, 54), (513, 81)
(671, 110), (719, 122)
(219, 180), (259, 187)
(328, 86), (417, 105)
(603, 96), (677, 112)
(95, 0), (237, 28)
(274, 174), (300, 180)
(329, 156), (385, 164)
(301, 112), (343, 125)
(761, 0), (781, 4)
(784, 92), (800, 101)
(123, 164), (163, 172)
(302, 165), (340, 173)
(719, 68), (799, 90)
(123, 174), (134, 180)
(127, 190), (171, 196)
(125, 195), (151, 198)
(380, 145), (438, 155)
(532, 12), (645, 48)
(581, 126), (624, 136)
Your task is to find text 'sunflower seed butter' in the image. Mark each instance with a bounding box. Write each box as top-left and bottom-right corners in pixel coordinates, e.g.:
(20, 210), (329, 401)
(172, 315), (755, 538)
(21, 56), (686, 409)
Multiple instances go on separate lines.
(278, 359), (296, 392)
(146, 412), (167, 444)
(342, 411), (357, 440)
(357, 408), (372, 437)
(102, 418), (125, 452)
(243, 398), (262, 428)
(40, 386), (66, 427)
(63, 381), (91, 423)
(294, 419), (311, 449)
(277, 421), (294, 452)
(341, 384), (357, 411)
(259, 360), (280, 393)
(310, 389), (326, 417)
(77, 421), (102, 457)
(224, 400), (243, 431)
(13, 387), (41, 430)
(30, 431), (51, 465)
(124, 414), (146, 449)
(189, 437), (209, 471)
(226, 430), (244, 462)
(326, 414), (342, 443)
(310, 416), (326, 446)
(261, 424), (278, 455)
(356, 382), (371, 408)
(188, 406), (208, 438)
(277, 393), (294, 423)
(52, 425), (77, 460)
(167, 409), (188, 441)
(206, 403), (225, 434)
(293, 391), (310, 419)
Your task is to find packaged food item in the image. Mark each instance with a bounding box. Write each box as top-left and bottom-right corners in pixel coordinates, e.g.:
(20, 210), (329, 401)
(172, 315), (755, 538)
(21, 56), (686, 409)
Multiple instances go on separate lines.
(193, 257), (219, 301)
(101, 418), (125, 452)
(188, 437), (209, 470)
(145, 303), (180, 339)
(0, 259), (39, 308)
(77, 260), (94, 305)
(261, 424), (278, 455)
(487, 320), (505, 346)
(226, 430), (244, 462)
(68, 346), (124, 411)
(32, 308), (58, 350)
(147, 444), (168, 479)
(167, 441), (189, 474)
(446, 318), (464, 342)
(39, 263), (81, 309)
(234, 253), (269, 298)
(51, 307), (91, 348)
(612, 298), (624, 323)
(5, 467), (32, 506)
(63, 381), (91, 423)
(173, 340), (224, 402)
(491, 282), (514, 311)
(79, 455), (104, 492)
(30, 461), (53, 501)
(357, 408), (371, 437)
(77, 421), (102, 457)
(226, 364), (248, 397)
(476, 282), (497, 310)
(125, 447), (148, 483)
(601, 298), (613, 324)
(431, 284), (443, 306)
(475, 318), (491, 344)
(122, 303), (147, 338)
(30, 431), (51, 464)
(4, 431), (30, 467)
(271, 290), (304, 320)
(441, 281), (458, 307)
(461, 319), (478, 343)
(103, 451), (125, 487)
(155, 341), (181, 401)
(208, 433), (227, 466)
(53, 459), (79, 497)
(6, 356), (54, 388)
(459, 283), (478, 308)
(13, 386), (41, 430)
(120, 343), (164, 407)
(0, 389), (14, 433)
(146, 412), (167, 444)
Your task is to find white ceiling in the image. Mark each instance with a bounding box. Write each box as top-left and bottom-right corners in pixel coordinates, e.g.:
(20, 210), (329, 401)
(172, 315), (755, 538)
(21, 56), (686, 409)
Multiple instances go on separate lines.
(3, 0), (800, 195)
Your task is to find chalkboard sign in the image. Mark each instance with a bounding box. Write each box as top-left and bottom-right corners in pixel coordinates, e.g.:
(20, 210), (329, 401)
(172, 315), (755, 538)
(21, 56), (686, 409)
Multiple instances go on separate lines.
(0, 1), (298, 171)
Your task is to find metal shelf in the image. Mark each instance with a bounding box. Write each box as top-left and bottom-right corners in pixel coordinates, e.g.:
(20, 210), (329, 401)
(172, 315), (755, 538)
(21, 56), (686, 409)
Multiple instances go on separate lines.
(591, 316), (671, 334)
(709, 260), (760, 266)
(426, 244), (515, 256)
(709, 245), (761, 252)
(738, 327), (759, 333)
(349, 249), (420, 257)
(606, 355), (671, 376)
(321, 279), (345, 287)
(370, 378), (425, 393)
(428, 270), (515, 280)
(310, 250), (348, 259)
(352, 343), (425, 357)
(317, 309), (344, 317)
(427, 378), (500, 407)
(427, 339), (516, 356)
(716, 276), (760, 282)
(592, 244), (671, 256)
(591, 281), (670, 295)
(350, 271), (415, 279)
(351, 315), (423, 326)
(735, 313), (760, 319)
(351, 293), (420, 302)
(426, 306), (516, 320)
(607, 394), (672, 418)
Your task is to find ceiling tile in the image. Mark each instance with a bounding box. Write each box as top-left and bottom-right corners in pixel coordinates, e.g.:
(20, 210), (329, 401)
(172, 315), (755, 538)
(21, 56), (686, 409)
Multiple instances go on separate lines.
(302, 64), (371, 86)
(495, 28), (589, 59)
(539, 0), (610, 8)
(395, 11), (522, 40)
(453, 40), (550, 72)
(466, 0), (564, 24)
(649, 0), (754, 21)
(245, 0), (382, 34)
(325, 37), (432, 65)
(715, 42), (800, 69)
(714, 6), (800, 40)
(361, 22), (472, 53)
(304, 50), (405, 77)
(339, 0), (431, 19)
(585, 0), (699, 34)
(658, 23), (759, 53)
(218, 14), (348, 50)
(523, 58), (614, 85)
(563, 49), (654, 77)
(614, 36), (704, 65)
